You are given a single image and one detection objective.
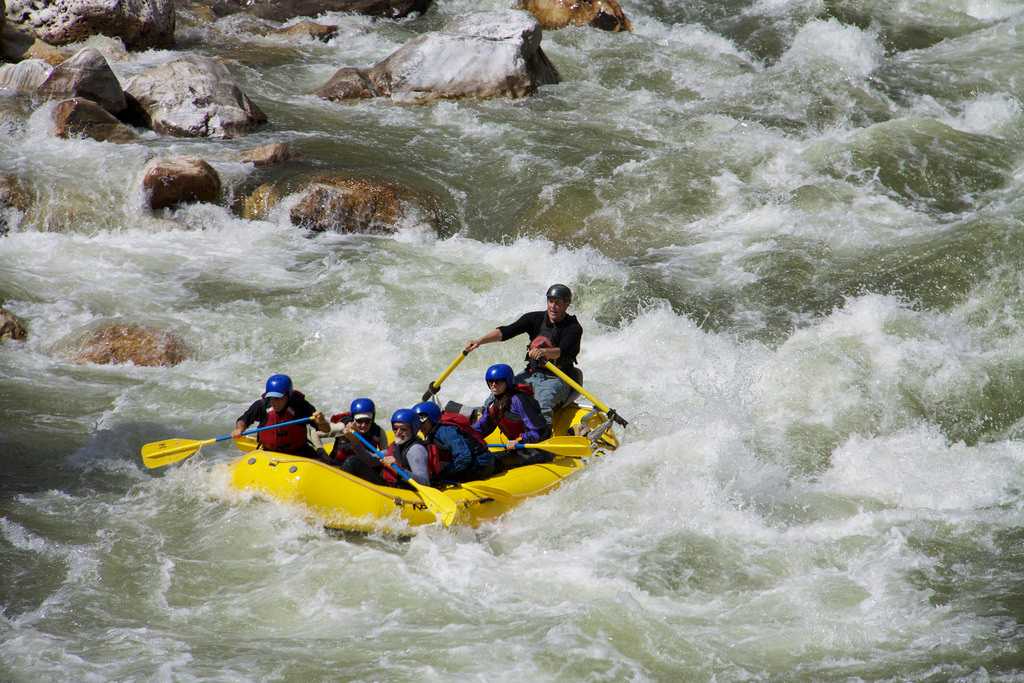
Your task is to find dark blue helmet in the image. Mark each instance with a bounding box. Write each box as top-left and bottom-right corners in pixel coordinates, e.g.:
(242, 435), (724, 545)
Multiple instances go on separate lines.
(391, 408), (417, 429)
(350, 397), (375, 418)
(485, 363), (515, 387)
(413, 401), (442, 426)
(265, 374), (292, 398)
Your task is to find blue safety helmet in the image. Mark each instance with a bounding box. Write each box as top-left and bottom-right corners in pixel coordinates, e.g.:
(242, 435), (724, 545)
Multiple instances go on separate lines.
(264, 373), (293, 398)
(413, 401), (442, 426)
(350, 397), (376, 417)
(391, 408), (418, 429)
(485, 363), (515, 387)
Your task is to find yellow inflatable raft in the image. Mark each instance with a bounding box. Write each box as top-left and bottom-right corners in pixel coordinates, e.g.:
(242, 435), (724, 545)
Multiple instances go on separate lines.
(227, 403), (619, 533)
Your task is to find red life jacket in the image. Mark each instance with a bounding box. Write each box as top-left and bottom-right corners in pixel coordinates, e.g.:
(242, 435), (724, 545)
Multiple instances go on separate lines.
(257, 391), (309, 454)
(425, 412), (489, 467)
(330, 422), (386, 466)
(487, 384), (534, 440)
(380, 438), (438, 485)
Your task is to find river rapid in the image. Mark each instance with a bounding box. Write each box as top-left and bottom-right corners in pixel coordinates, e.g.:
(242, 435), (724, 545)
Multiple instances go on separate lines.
(3, 0), (1024, 680)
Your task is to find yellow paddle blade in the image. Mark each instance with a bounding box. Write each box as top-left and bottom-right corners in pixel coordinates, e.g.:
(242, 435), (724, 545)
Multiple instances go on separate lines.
(460, 482), (514, 503)
(409, 480), (459, 526)
(140, 437), (214, 469)
(529, 436), (593, 457)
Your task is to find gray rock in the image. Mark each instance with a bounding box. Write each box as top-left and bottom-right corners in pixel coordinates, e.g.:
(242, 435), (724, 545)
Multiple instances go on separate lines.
(316, 10), (560, 103)
(4, 0), (175, 50)
(207, 0), (430, 21)
(124, 55), (267, 138)
(37, 47), (126, 114)
(0, 306), (28, 341)
(0, 58), (53, 95)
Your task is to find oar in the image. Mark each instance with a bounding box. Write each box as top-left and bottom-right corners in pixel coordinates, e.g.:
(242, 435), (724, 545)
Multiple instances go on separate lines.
(421, 350), (468, 401)
(140, 417), (313, 470)
(488, 436), (593, 458)
(351, 431), (458, 527)
(544, 361), (628, 427)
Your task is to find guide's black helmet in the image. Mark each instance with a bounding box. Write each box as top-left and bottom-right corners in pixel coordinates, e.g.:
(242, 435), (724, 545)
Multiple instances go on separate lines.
(546, 283), (572, 304)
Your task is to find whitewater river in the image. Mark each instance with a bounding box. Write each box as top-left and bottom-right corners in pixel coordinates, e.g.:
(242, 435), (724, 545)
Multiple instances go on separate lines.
(3, 0), (1024, 679)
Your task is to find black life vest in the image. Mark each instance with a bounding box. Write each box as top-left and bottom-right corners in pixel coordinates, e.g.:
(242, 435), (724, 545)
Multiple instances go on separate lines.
(525, 314), (579, 374)
(381, 438), (435, 485)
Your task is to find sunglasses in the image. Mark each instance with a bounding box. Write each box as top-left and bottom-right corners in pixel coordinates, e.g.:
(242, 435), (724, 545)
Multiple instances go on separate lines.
(354, 418), (372, 425)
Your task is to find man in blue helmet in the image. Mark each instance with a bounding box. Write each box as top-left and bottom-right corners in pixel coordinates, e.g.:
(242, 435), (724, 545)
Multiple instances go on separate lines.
(464, 283), (582, 423)
(313, 397), (388, 476)
(233, 373), (323, 457)
(413, 401), (494, 483)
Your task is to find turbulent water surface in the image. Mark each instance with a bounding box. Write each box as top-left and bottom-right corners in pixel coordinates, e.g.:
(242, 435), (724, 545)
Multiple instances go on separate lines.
(3, 0), (1024, 680)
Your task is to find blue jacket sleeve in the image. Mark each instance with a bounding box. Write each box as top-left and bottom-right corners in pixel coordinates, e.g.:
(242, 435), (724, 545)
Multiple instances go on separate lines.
(472, 408), (495, 438)
(437, 425), (473, 475)
(515, 394), (550, 443)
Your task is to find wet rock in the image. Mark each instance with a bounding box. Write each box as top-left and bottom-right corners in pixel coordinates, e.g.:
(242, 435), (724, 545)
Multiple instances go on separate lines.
(1, 22), (69, 63)
(124, 55), (267, 138)
(238, 142), (291, 167)
(71, 323), (190, 366)
(238, 181), (283, 221)
(272, 20), (337, 42)
(0, 306), (28, 341)
(37, 47), (126, 114)
(4, 0), (175, 50)
(142, 156), (222, 210)
(290, 176), (405, 233)
(0, 58), (52, 95)
(316, 10), (559, 103)
(0, 174), (30, 235)
(52, 97), (137, 142)
(520, 0), (632, 32)
(206, 0), (430, 21)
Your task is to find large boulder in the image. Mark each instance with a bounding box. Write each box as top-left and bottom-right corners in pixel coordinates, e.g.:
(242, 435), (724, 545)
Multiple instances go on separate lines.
(142, 156), (222, 210)
(0, 58), (52, 95)
(316, 10), (559, 103)
(70, 323), (189, 366)
(206, 0), (430, 21)
(271, 20), (337, 42)
(124, 55), (267, 138)
(37, 47), (126, 114)
(52, 97), (136, 141)
(520, 0), (632, 32)
(4, 0), (175, 50)
(0, 306), (28, 341)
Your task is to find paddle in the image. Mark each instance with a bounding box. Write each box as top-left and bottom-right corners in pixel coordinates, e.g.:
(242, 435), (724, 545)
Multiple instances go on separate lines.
(544, 361), (628, 427)
(488, 436), (593, 458)
(421, 350), (468, 401)
(350, 431), (458, 527)
(140, 417), (313, 469)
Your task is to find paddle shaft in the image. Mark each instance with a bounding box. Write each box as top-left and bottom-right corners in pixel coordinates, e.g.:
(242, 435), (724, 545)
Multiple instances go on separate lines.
(350, 431), (419, 484)
(543, 361), (628, 427)
(422, 350), (469, 401)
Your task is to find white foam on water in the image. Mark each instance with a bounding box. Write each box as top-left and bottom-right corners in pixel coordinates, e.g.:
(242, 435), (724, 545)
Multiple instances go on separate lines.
(778, 18), (884, 78)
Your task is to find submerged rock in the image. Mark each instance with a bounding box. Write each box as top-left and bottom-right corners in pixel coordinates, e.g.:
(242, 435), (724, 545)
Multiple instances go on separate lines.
(316, 10), (559, 103)
(52, 97), (137, 142)
(240, 174), (436, 234)
(206, 0), (431, 21)
(4, 0), (175, 50)
(124, 55), (267, 138)
(37, 47), (126, 114)
(70, 323), (190, 366)
(520, 0), (632, 32)
(0, 58), (53, 95)
(142, 156), (222, 210)
(0, 306), (28, 341)
(238, 142), (292, 167)
(271, 20), (338, 42)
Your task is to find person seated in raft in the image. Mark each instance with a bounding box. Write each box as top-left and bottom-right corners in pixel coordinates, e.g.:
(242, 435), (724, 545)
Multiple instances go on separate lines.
(233, 373), (325, 458)
(464, 283), (582, 425)
(412, 401), (495, 483)
(313, 397), (389, 477)
(471, 363), (553, 467)
(378, 409), (432, 488)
